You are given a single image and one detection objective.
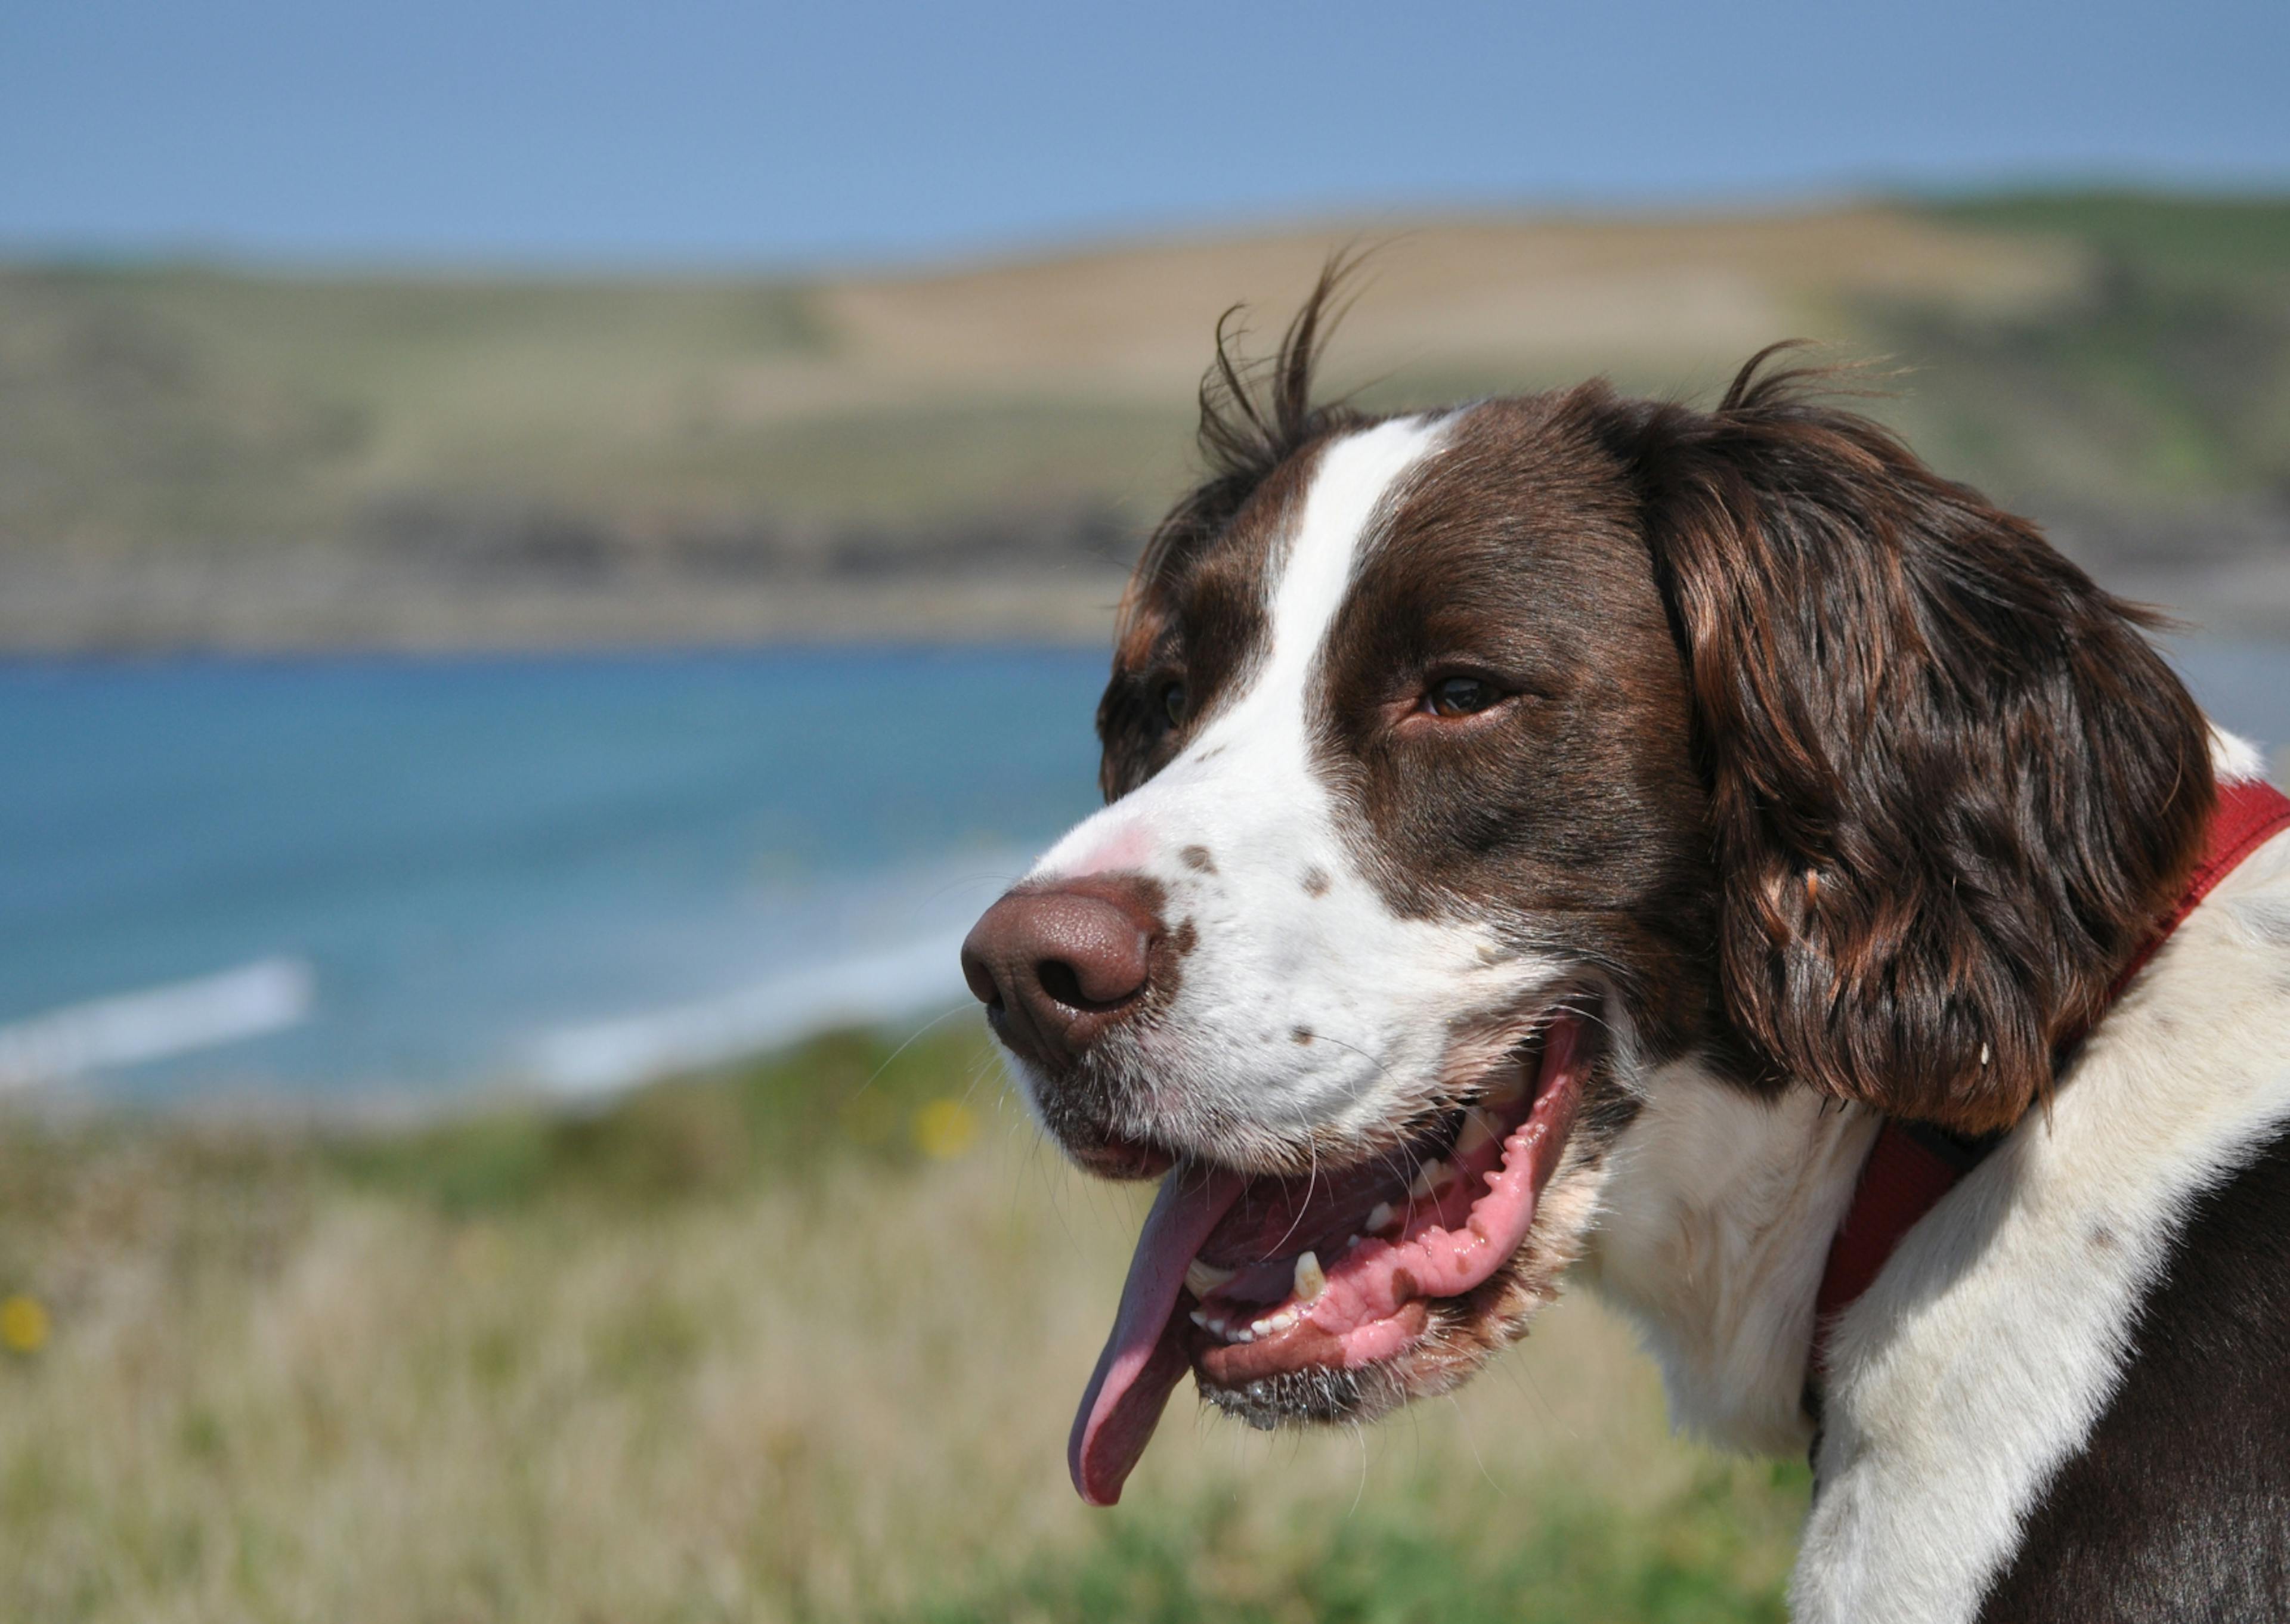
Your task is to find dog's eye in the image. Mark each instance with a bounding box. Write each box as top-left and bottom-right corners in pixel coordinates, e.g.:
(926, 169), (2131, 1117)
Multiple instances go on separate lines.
(1159, 680), (1187, 728)
(1425, 675), (1501, 717)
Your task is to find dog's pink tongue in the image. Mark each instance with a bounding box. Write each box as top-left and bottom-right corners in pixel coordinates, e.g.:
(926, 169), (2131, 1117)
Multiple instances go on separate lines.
(1069, 1165), (1246, 1507)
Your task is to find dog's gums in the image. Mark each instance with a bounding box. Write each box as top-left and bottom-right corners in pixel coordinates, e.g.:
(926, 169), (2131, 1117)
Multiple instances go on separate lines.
(1068, 1014), (1589, 1506)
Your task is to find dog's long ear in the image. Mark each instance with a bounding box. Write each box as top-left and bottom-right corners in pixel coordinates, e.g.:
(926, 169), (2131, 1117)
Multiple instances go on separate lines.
(1602, 352), (2214, 1133)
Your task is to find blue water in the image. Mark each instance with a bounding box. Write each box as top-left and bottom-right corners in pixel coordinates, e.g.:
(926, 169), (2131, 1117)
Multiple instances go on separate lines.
(0, 648), (1109, 1101)
(0, 640), (2282, 1104)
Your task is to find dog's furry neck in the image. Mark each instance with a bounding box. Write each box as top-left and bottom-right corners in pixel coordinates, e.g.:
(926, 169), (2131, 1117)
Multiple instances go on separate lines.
(1579, 1057), (1877, 1455)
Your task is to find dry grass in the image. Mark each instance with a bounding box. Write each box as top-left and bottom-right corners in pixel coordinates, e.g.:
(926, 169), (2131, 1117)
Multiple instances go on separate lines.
(0, 1029), (1805, 1621)
(819, 205), (2080, 399)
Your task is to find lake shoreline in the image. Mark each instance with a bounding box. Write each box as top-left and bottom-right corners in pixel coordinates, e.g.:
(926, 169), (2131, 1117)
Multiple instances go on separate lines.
(4, 544), (2289, 653)
(0, 546), (1135, 653)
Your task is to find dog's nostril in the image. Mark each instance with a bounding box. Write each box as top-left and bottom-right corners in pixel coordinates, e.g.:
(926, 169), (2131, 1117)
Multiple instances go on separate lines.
(958, 942), (1005, 1011)
(1038, 958), (1086, 1008)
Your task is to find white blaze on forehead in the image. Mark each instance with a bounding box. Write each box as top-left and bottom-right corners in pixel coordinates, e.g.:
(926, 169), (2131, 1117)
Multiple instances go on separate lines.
(1038, 413), (1448, 882)
(1249, 414), (1450, 732)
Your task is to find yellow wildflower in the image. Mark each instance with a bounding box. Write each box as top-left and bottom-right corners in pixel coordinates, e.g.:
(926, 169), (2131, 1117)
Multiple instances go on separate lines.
(911, 1098), (979, 1160)
(0, 1294), (50, 1354)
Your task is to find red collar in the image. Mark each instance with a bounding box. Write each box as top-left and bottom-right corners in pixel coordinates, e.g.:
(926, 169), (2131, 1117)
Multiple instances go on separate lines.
(1811, 777), (2290, 1355)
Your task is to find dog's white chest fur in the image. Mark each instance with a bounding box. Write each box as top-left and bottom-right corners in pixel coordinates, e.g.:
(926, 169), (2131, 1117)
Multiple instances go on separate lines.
(1589, 820), (2290, 1623)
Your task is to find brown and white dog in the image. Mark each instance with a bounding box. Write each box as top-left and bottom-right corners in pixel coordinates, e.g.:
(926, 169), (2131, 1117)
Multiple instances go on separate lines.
(958, 272), (2290, 1622)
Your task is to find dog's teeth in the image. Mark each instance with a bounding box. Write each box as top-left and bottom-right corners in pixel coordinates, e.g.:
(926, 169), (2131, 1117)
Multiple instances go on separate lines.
(1346, 1232), (1364, 1250)
(1185, 1259), (1237, 1298)
(1454, 1108), (1502, 1159)
(1206, 1318), (1227, 1336)
(1189, 1309), (1210, 1329)
(1364, 1202), (1394, 1236)
(1293, 1250), (1326, 1304)
(1249, 1316), (1274, 1336)
(1230, 1326), (1254, 1343)
(1407, 1158), (1452, 1199)
(1268, 1308), (1298, 1332)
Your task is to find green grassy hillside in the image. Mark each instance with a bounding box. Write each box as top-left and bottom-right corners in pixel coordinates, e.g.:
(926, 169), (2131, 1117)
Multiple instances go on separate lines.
(1887, 193), (2290, 503)
(2, 192), (2284, 647)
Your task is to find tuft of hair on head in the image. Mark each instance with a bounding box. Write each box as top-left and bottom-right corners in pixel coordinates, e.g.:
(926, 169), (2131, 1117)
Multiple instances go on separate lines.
(1195, 249), (1371, 485)
(1712, 339), (1913, 418)
(1118, 253), (1371, 615)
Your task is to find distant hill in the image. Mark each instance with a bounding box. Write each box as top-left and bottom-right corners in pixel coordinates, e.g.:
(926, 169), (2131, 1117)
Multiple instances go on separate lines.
(2, 193), (2285, 649)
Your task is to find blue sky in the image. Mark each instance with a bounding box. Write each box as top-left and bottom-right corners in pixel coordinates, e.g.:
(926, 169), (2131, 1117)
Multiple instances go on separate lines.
(5, 0), (2286, 268)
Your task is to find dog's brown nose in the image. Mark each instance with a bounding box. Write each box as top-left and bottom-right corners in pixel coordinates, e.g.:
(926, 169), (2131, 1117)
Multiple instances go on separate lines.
(961, 881), (1157, 1071)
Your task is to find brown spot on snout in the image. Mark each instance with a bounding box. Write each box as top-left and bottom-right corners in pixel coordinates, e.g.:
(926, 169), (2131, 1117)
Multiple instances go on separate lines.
(1180, 845), (1217, 874)
(1291, 1025), (1314, 1045)
(1301, 866), (1330, 897)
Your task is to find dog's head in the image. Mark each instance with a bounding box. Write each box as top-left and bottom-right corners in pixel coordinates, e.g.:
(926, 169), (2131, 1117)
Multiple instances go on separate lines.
(960, 272), (2215, 1505)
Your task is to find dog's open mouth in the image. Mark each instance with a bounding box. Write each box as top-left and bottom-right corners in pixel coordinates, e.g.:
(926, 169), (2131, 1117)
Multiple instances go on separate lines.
(1067, 1011), (1590, 1505)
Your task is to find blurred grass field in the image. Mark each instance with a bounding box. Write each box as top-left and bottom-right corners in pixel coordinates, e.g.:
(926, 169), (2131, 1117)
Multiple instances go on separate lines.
(0, 1025), (1806, 1622)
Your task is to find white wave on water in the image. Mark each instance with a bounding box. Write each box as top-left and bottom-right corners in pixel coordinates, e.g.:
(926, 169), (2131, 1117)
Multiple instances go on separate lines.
(0, 959), (316, 1090)
(522, 929), (977, 1097)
